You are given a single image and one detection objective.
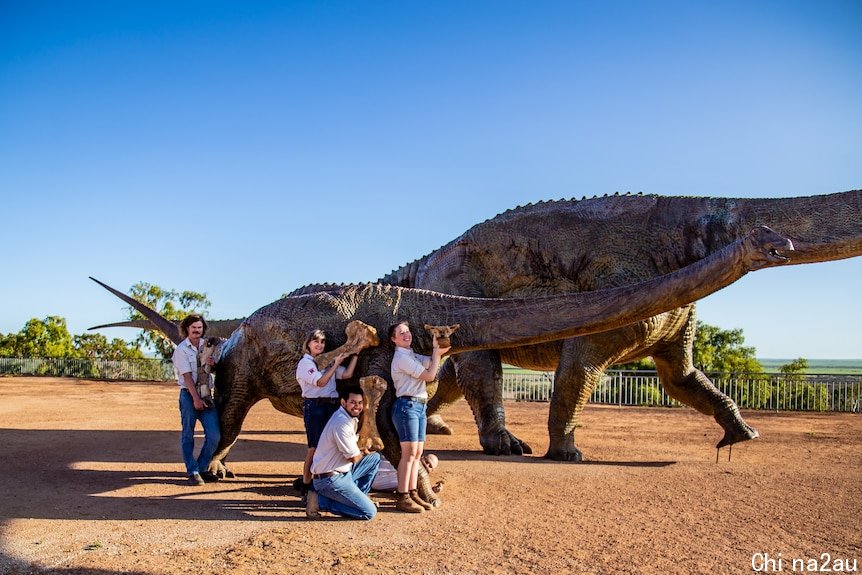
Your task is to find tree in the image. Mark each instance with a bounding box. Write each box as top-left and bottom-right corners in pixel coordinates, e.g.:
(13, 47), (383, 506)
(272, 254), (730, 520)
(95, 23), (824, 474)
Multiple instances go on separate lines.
(72, 333), (144, 360)
(692, 320), (763, 374)
(613, 358), (656, 371)
(0, 316), (145, 360)
(0, 316), (75, 358)
(779, 357), (808, 376)
(127, 282), (211, 359)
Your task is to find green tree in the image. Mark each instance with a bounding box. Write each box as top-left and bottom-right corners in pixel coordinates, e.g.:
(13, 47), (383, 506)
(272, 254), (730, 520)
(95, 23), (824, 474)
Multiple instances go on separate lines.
(692, 321), (763, 374)
(775, 357), (827, 410)
(127, 282), (211, 359)
(779, 357), (808, 376)
(0, 316), (75, 358)
(613, 358), (656, 371)
(72, 333), (144, 360)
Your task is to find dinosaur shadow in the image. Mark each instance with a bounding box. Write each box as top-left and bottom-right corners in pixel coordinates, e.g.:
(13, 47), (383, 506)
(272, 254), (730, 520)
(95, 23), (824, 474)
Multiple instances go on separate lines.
(431, 448), (677, 468)
(0, 428), (311, 523)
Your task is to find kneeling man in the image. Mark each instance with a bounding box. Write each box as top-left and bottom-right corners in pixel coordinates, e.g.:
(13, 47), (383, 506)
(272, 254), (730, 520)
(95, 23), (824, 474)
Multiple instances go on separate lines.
(307, 385), (381, 520)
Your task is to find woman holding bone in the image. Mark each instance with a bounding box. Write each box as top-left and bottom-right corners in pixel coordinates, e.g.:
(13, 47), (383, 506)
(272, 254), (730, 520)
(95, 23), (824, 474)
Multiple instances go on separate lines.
(389, 321), (450, 513)
(296, 329), (358, 497)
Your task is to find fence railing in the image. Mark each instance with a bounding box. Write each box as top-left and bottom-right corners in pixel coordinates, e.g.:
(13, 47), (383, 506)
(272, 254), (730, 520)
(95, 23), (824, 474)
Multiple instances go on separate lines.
(501, 369), (862, 413)
(0, 357), (175, 381)
(3, 358), (860, 413)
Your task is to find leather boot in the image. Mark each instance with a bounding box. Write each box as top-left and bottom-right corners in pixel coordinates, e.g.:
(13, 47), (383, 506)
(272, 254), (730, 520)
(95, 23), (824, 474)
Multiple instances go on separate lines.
(410, 489), (434, 510)
(396, 491), (424, 513)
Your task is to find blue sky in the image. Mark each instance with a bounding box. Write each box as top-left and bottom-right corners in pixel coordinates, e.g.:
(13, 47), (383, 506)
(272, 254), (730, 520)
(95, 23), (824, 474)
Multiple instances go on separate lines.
(1, 1), (860, 359)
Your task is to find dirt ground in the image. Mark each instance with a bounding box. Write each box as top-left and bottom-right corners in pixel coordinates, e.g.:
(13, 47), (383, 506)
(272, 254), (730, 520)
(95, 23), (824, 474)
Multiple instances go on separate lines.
(0, 377), (859, 575)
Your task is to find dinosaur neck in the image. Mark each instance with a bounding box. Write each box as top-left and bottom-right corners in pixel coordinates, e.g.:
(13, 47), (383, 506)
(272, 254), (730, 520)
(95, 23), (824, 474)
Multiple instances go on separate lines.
(733, 189), (862, 264)
(429, 228), (785, 353)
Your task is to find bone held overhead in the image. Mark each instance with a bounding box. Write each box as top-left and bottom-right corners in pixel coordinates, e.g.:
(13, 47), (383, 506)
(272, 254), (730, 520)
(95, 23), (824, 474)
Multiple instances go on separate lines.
(234, 226), (792, 358)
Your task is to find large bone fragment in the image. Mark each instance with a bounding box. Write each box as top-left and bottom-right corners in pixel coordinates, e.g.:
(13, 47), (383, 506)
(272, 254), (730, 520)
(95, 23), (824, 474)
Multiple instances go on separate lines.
(358, 375), (387, 452)
(313, 320), (380, 369)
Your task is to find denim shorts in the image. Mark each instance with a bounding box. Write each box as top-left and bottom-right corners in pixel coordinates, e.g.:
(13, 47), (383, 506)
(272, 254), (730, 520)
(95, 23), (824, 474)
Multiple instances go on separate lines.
(303, 399), (339, 448)
(392, 396), (427, 443)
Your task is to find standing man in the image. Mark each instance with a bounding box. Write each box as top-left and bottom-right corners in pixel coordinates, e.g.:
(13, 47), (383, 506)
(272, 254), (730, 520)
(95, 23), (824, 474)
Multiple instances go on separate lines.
(172, 314), (221, 486)
(306, 385), (381, 520)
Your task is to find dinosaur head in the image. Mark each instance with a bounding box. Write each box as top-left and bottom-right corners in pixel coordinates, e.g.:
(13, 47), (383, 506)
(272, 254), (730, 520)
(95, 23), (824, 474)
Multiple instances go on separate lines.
(744, 226), (794, 270)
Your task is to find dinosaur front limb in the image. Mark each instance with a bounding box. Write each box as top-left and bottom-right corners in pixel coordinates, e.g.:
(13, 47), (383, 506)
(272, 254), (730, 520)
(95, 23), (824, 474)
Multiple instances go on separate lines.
(544, 353), (602, 462)
(452, 350), (532, 456)
(425, 359), (460, 435)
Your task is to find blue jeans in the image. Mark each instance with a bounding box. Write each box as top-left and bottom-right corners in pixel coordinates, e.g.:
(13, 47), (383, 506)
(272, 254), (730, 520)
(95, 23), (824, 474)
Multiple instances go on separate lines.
(303, 399), (339, 448)
(313, 451), (381, 520)
(392, 397), (427, 442)
(179, 389), (221, 475)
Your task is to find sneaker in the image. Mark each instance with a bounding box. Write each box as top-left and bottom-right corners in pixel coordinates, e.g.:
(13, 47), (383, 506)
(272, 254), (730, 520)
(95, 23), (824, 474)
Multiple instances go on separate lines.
(305, 490), (321, 518)
(188, 472), (205, 486)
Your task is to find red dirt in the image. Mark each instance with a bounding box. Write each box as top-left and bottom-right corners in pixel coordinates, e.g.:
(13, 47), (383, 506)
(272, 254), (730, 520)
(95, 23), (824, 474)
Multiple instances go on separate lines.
(1, 377), (859, 575)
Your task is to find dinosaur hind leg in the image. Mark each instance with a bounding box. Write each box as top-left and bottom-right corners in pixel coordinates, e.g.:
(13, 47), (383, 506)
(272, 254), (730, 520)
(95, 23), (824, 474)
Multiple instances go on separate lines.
(653, 358), (758, 448)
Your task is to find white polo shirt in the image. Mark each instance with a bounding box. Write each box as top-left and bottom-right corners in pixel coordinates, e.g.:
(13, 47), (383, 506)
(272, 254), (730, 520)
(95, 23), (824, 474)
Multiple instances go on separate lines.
(172, 338), (205, 388)
(391, 346), (431, 399)
(296, 353), (346, 398)
(310, 406), (360, 475)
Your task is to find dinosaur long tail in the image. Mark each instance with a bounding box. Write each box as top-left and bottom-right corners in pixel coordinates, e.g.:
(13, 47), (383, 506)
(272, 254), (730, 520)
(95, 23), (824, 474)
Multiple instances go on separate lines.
(88, 277), (182, 344)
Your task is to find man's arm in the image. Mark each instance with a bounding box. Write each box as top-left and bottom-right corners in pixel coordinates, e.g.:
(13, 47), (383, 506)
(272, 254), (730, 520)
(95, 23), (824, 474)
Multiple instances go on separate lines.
(183, 372), (206, 410)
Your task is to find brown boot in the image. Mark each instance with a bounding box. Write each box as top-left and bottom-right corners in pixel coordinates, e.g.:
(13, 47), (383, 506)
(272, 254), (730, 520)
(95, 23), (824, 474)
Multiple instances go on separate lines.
(396, 491), (424, 513)
(409, 489), (434, 511)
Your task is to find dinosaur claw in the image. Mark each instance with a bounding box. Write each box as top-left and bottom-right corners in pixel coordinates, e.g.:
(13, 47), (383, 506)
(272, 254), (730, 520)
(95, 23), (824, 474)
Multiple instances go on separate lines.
(480, 428), (531, 456)
(716, 427), (759, 449)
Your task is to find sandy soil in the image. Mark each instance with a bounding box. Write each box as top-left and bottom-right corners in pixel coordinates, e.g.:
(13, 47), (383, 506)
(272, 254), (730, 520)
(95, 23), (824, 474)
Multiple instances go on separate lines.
(0, 377), (859, 575)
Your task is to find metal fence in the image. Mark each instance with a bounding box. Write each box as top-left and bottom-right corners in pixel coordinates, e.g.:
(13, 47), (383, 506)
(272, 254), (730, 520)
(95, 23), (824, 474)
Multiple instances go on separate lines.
(501, 369), (862, 413)
(0, 357), (175, 381)
(2, 357), (860, 413)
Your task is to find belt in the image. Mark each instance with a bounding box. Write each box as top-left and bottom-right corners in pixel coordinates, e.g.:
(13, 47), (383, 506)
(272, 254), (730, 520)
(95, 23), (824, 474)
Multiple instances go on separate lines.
(304, 397), (338, 405)
(398, 395), (427, 404)
(312, 471), (341, 479)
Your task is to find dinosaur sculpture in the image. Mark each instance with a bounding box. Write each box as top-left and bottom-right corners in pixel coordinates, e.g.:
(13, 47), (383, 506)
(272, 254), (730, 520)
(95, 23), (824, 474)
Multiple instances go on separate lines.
(93, 226), (792, 503)
(379, 189), (862, 460)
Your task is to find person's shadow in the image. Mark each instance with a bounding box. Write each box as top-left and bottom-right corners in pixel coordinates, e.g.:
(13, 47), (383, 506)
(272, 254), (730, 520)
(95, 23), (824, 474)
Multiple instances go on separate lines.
(0, 427), (311, 523)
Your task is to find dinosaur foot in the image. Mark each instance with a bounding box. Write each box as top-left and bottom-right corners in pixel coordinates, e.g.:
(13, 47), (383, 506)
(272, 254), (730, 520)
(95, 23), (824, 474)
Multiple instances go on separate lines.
(208, 460), (236, 479)
(543, 446), (584, 462)
(716, 424), (759, 449)
(427, 414), (454, 435)
(480, 427), (533, 456)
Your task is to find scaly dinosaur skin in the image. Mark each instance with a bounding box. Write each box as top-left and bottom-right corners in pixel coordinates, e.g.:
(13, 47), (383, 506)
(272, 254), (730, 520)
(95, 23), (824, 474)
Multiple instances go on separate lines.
(380, 190), (862, 460)
(94, 226), (791, 502)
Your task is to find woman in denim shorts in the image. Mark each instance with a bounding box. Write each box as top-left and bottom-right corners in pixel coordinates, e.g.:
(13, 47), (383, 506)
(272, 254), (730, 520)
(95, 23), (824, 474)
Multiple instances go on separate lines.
(389, 321), (450, 513)
(295, 329), (358, 495)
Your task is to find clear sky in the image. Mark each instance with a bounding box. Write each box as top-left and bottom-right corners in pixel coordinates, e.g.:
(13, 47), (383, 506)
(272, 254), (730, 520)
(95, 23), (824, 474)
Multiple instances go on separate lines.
(1, 1), (860, 359)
